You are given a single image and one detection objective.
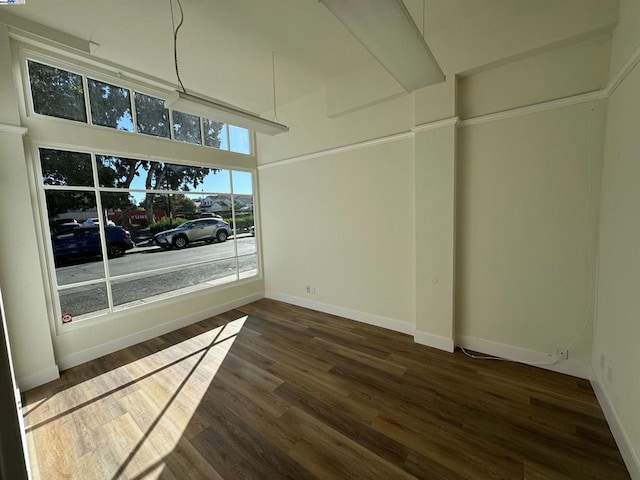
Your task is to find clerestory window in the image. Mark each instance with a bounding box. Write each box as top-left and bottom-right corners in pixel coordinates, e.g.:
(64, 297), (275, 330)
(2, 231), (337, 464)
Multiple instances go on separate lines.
(26, 59), (251, 155)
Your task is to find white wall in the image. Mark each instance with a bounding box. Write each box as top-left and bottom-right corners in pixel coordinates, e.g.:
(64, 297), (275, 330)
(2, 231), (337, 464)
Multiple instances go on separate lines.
(257, 3), (613, 371)
(260, 136), (415, 332)
(593, 0), (640, 474)
(414, 123), (457, 350)
(0, 25), (58, 389)
(458, 34), (611, 119)
(257, 87), (414, 165)
(456, 102), (606, 364)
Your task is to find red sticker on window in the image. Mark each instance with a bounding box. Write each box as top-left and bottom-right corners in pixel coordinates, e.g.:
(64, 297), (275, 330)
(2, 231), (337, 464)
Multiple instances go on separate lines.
(61, 313), (73, 324)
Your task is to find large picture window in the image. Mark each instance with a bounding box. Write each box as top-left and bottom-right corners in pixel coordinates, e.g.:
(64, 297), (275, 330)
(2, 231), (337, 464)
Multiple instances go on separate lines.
(39, 148), (258, 324)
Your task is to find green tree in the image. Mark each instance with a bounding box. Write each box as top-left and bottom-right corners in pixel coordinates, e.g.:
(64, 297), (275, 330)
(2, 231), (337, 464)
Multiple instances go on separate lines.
(40, 148), (93, 186)
(173, 111), (201, 144)
(88, 79), (133, 130)
(31, 67), (224, 226)
(28, 60), (86, 122)
(143, 163), (216, 223)
(134, 93), (170, 138)
(204, 119), (224, 148)
(155, 194), (197, 217)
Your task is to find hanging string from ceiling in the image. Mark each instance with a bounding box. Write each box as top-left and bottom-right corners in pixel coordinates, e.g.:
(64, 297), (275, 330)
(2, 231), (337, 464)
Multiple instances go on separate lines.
(169, 0), (187, 94)
(422, 0), (425, 38)
(272, 51), (279, 123)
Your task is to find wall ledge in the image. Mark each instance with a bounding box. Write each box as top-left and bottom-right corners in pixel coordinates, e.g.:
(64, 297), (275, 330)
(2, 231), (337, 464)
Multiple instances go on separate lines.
(455, 335), (592, 379)
(591, 369), (640, 479)
(606, 40), (640, 98)
(265, 291), (415, 336)
(458, 91), (602, 128)
(258, 131), (413, 170)
(412, 116), (459, 133)
(17, 364), (59, 391)
(0, 123), (28, 137)
(56, 291), (264, 371)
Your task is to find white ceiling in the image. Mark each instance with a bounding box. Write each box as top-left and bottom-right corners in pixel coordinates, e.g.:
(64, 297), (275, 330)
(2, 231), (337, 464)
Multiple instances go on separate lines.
(3, 0), (620, 115)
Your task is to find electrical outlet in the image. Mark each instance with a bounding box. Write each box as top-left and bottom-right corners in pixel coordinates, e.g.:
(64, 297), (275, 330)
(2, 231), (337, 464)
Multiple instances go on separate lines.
(305, 285), (311, 293)
(556, 347), (568, 360)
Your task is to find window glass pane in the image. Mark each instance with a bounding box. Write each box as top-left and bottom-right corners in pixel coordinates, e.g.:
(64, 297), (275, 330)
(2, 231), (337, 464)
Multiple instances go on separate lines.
(239, 254), (258, 279)
(88, 79), (134, 131)
(125, 161), (226, 193)
(28, 60), (87, 122)
(111, 258), (238, 309)
(40, 148), (93, 186)
(203, 119), (228, 150)
(229, 125), (251, 154)
(134, 93), (170, 138)
(45, 190), (106, 285)
(97, 155), (147, 188)
(101, 191), (138, 227)
(232, 170), (256, 254)
(172, 111), (202, 145)
(58, 283), (109, 320)
(152, 193), (199, 220)
(196, 193), (233, 219)
(150, 206), (233, 250)
(197, 169), (231, 195)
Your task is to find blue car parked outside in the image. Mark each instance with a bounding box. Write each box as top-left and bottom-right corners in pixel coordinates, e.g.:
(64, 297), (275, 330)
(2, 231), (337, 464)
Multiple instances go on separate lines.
(52, 225), (134, 264)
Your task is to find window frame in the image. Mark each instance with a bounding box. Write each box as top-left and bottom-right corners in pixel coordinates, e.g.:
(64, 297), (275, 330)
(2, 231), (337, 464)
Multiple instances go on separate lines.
(17, 46), (254, 155)
(34, 143), (261, 333)
(14, 42), (262, 335)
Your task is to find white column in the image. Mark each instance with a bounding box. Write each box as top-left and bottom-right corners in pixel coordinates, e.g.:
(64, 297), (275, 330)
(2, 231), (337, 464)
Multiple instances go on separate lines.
(0, 23), (59, 389)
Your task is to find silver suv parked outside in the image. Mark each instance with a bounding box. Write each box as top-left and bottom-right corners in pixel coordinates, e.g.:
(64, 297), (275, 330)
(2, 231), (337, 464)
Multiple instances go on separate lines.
(153, 218), (232, 249)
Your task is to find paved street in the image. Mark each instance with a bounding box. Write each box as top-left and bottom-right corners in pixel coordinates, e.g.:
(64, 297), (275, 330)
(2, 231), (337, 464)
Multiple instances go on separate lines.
(56, 237), (258, 318)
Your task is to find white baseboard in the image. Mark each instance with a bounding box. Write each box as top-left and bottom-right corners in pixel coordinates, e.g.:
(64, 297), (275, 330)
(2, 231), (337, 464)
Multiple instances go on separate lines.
(414, 330), (454, 352)
(591, 369), (640, 480)
(17, 364), (60, 391)
(57, 292), (264, 371)
(265, 291), (415, 336)
(455, 335), (592, 380)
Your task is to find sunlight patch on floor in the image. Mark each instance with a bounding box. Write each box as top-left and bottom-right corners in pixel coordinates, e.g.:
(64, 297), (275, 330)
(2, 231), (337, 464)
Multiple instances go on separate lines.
(25, 316), (247, 480)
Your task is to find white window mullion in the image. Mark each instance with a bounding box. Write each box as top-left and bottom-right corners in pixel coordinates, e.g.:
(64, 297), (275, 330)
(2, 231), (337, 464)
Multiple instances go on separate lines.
(91, 152), (115, 313)
(130, 90), (139, 133)
(229, 171), (239, 280)
(168, 109), (175, 141)
(82, 74), (92, 125)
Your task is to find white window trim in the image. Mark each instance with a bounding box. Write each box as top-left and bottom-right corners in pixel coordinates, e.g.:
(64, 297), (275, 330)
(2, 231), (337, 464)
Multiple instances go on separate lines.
(13, 40), (261, 335)
(14, 42), (254, 156)
(33, 143), (260, 333)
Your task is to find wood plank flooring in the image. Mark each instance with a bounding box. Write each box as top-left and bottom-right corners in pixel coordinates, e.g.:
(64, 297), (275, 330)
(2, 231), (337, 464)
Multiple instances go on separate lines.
(23, 299), (630, 479)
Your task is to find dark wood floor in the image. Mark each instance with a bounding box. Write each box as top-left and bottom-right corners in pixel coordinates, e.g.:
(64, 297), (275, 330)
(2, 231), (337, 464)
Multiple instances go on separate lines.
(23, 299), (629, 479)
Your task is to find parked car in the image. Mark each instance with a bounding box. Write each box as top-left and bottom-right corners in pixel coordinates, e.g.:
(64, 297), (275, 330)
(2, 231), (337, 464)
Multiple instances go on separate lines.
(153, 218), (232, 249)
(250, 225), (255, 237)
(51, 218), (80, 231)
(52, 225), (134, 263)
(83, 217), (115, 227)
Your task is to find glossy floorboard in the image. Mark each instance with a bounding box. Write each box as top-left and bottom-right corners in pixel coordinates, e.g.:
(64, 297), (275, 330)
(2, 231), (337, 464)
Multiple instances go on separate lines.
(23, 299), (630, 479)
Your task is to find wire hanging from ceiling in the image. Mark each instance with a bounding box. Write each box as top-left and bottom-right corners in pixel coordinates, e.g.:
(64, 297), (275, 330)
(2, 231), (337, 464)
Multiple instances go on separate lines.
(422, 0), (425, 38)
(169, 0), (187, 94)
(271, 51), (279, 123)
